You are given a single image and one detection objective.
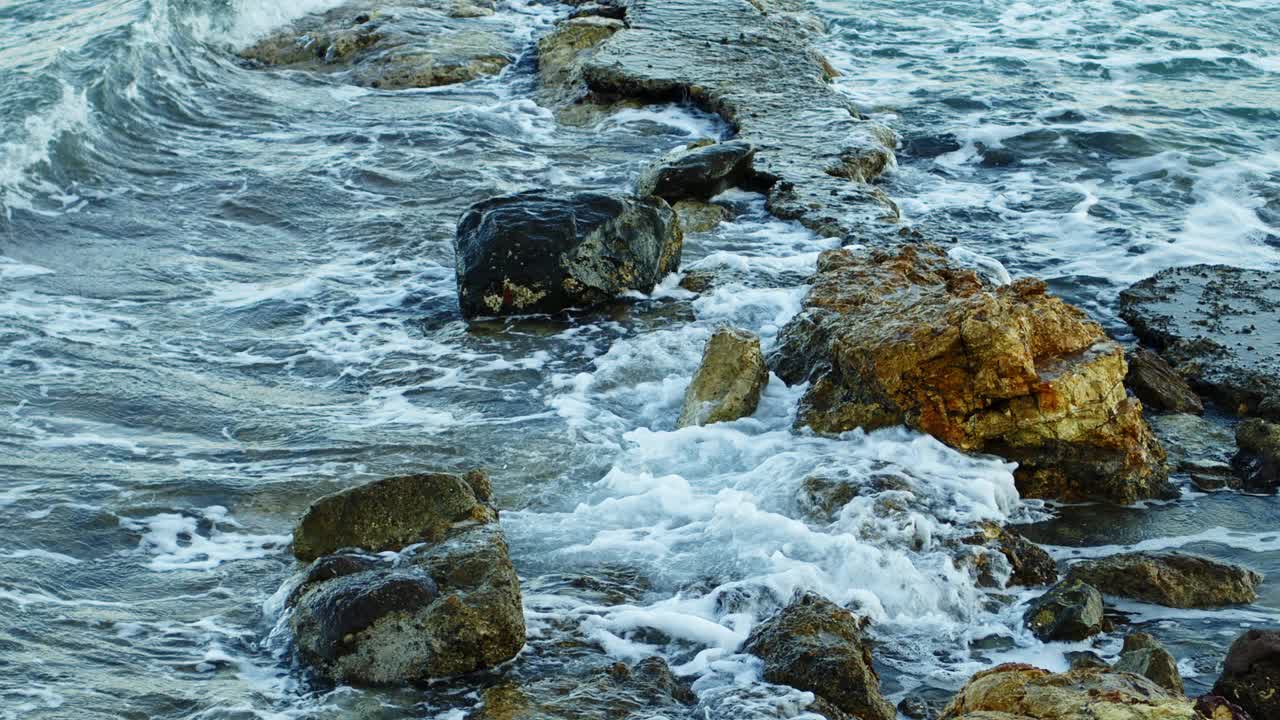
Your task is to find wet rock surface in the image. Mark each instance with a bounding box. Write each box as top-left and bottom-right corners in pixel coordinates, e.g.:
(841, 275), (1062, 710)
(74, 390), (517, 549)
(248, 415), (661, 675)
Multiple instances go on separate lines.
(467, 657), (696, 719)
(676, 327), (769, 427)
(770, 244), (1170, 504)
(1213, 629), (1280, 720)
(454, 190), (682, 317)
(1067, 552), (1262, 608)
(743, 593), (895, 720)
(636, 140), (757, 203)
(1022, 578), (1103, 642)
(1232, 418), (1280, 493)
(1195, 695), (1255, 720)
(963, 522), (1058, 588)
(1125, 347), (1203, 415)
(1120, 265), (1280, 419)
(939, 664), (1198, 719)
(1112, 632), (1183, 695)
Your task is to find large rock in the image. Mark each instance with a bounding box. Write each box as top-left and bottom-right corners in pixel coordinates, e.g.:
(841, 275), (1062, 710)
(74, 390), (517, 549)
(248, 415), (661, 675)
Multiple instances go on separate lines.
(963, 522), (1057, 588)
(467, 657), (695, 719)
(636, 140), (757, 203)
(1120, 265), (1280, 419)
(939, 664), (1198, 720)
(1213, 629), (1280, 720)
(1113, 632), (1183, 695)
(1126, 347), (1203, 414)
(1067, 552), (1262, 608)
(677, 327), (769, 428)
(1196, 695), (1256, 720)
(293, 470), (496, 561)
(453, 191), (682, 318)
(770, 244), (1171, 504)
(536, 15), (625, 93)
(1022, 578), (1103, 642)
(1232, 418), (1280, 493)
(743, 593), (895, 720)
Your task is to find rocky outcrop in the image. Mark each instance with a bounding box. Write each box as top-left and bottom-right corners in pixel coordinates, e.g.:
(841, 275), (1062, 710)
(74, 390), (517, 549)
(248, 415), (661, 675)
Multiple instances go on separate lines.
(677, 327), (769, 428)
(673, 200), (733, 233)
(1232, 418), (1280, 493)
(963, 522), (1057, 588)
(770, 244), (1170, 504)
(1067, 552), (1262, 608)
(636, 141), (757, 203)
(1126, 347), (1203, 415)
(743, 593), (895, 720)
(939, 664), (1198, 719)
(467, 657), (695, 719)
(454, 191), (682, 317)
(1213, 629), (1280, 720)
(288, 472), (524, 684)
(1120, 265), (1280, 419)
(1022, 578), (1103, 642)
(238, 1), (515, 89)
(1113, 632), (1183, 695)
(1195, 695), (1255, 720)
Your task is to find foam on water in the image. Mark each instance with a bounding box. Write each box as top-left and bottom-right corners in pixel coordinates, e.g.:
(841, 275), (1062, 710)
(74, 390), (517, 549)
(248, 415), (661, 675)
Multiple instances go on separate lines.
(121, 506), (291, 571)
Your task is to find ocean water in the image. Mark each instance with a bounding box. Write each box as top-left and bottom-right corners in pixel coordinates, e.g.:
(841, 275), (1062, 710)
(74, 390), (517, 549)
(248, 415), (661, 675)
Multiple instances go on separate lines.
(0, 0), (1277, 718)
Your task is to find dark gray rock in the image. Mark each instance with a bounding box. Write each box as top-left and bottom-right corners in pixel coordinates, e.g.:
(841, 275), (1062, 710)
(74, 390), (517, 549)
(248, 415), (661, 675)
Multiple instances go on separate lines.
(1068, 552), (1262, 608)
(963, 522), (1058, 588)
(1126, 347), (1203, 414)
(467, 657), (695, 719)
(636, 140), (757, 202)
(1213, 629), (1280, 720)
(454, 191), (682, 318)
(1120, 265), (1280, 419)
(1113, 632), (1183, 694)
(1232, 418), (1280, 493)
(1022, 578), (1104, 642)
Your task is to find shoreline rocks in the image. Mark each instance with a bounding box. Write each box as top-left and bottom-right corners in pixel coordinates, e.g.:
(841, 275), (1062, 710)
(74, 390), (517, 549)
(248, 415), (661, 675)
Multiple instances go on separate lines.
(1213, 629), (1279, 720)
(1125, 347), (1203, 415)
(677, 327), (769, 428)
(1067, 552), (1262, 608)
(963, 522), (1058, 588)
(1113, 632), (1183, 695)
(1022, 578), (1104, 642)
(1232, 419), (1280, 493)
(939, 663), (1198, 719)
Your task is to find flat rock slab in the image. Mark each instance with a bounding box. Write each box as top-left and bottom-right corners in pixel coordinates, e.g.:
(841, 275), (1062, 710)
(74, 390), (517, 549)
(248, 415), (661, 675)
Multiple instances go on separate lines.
(940, 664), (1197, 720)
(1067, 552), (1261, 609)
(1120, 265), (1280, 419)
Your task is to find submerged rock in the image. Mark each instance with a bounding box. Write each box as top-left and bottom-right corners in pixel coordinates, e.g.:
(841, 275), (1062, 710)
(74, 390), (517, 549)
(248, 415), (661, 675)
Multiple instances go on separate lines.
(467, 657), (695, 719)
(1213, 629), (1280, 720)
(1022, 578), (1103, 642)
(1125, 347), (1203, 414)
(1232, 418), (1280, 493)
(454, 191), (682, 318)
(677, 327), (769, 428)
(536, 15), (625, 94)
(939, 664), (1198, 719)
(743, 593), (895, 720)
(1195, 695), (1255, 720)
(636, 141), (757, 203)
(1067, 552), (1262, 608)
(770, 244), (1170, 504)
(1113, 632), (1183, 695)
(1120, 265), (1280, 419)
(672, 199), (733, 233)
(963, 522), (1057, 588)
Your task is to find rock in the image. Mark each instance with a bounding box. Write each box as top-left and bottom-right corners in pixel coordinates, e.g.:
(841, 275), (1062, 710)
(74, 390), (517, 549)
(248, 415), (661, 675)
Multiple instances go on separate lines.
(1126, 347), (1203, 414)
(743, 593), (895, 720)
(799, 471), (912, 521)
(1022, 578), (1104, 642)
(677, 327), (769, 427)
(1067, 552), (1262, 608)
(1066, 651), (1108, 670)
(677, 270), (715, 294)
(1232, 418), (1280, 493)
(292, 471), (496, 561)
(453, 191), (682, 318)
(1113, 632), (1183, 694)
(1185, 460), (1242, 492)
(770, 244), (1171, 504)
(635, 141), (757, 203)
(939, 664), (1198, 719)
(1119, 265), (1280, 419)
(536, 15), (625, 92)
(1195, 695), (1255, 720)
(673, 199), (732, 233)
(963, 522), (1058, 588)
(1213, 629), (1280, 720)
(468, 657), (695, 719)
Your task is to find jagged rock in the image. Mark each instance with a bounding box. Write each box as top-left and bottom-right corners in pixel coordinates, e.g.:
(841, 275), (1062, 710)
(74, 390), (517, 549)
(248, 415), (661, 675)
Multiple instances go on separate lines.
(467, 657), (695, 719)
(1185, 460), (1242, 492)
(963, 522), (1057, 588)
(1232, 418), (1280, 493)
(673, 200), (732, 233)
(770, 244), (1170, 504)
(743, 593), (895, 720)
(1067, 552), (1262, 608)
(1113, 632), (1183, 694)
(293, 470), (496, 561)
(238, 2), (515, 89)
(635, 141), (757, 203)
(1195, 695), (1256, 720)
(1022, 578), (1103, 642)
(939, 664), (1198, 719)
(454, 191), (682, 317)
(1213, 629), (1280, 720)
(1126, 347), (1203, 414)
(1120, 265), (1280, 419)
(677, 327), (769, 427)
(678, 270), (715, 294)
(536, 15), (625, 92)
(799, 471), (912, 521)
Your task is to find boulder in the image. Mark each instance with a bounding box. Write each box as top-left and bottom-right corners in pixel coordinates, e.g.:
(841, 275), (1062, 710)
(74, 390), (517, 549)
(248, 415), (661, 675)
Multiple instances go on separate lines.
(1213, 629), (1280, 720)
(536, 15), (625, 92)
(770, 244), (1171, 504)
(963, 522), (1057, 588)
(1232, 418), (1280, 493)
(467, 657), (695, 719)
(939, 664), (1198, 719)
(453, 191), (682, 318)
(677, 327), (769, 428)
(1119, 265), (1280, 419)
(635, 141), (757, 203)
(293, 470), (496, 561)
(1113, 632), (1183, 694)
(743, 593), (895, 720)
(1022, 578), (1103, 642)
(1125, 347), (1203, 414)
(1195, 695), (1255, 720)
(1067, 552), (1262, 608)
(799, 471), (912, 522)
(673, 200), (733, 233)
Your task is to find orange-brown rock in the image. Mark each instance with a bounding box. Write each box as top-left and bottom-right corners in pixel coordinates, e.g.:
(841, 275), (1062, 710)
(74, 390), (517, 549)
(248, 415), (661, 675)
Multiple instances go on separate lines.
(771, 244), (1170, 504)
(939, 664), (1198, 720)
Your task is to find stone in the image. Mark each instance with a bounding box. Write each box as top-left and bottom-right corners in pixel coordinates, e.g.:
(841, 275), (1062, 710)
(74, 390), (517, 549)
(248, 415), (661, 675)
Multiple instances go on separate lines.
(292, 471), (496, 561)
(1232, 418), (1280, 493)
(1213, 629), (1280, 720)
(1195, 695), (1256, 720)
(939, 664), (1198, 720)
(799, 471), (912, 522)
(536, 15), (625, 92)
(1067, 552), (1262, 608)
(635, 140), (757, 203)
(467, 657), (695, 719)
(770, 244), (1171, 504)
(1119, 265), (1280, 419)
(454, 191), (682, 318)
(1113, 632), (1183, 694)
(1022, 578), (1103, 642)
(673, 200), (732, 233)
(963, 522), (1057, 588)
(743, 593), (895, 720)
(1126, 347), (1203, 414)
(677, 327), (769, 427)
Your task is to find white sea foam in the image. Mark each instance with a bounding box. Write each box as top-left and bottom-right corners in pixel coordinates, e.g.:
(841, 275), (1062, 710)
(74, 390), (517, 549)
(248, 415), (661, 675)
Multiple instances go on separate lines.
(121, 506), (290, 571)
(0, 80), (93, 218)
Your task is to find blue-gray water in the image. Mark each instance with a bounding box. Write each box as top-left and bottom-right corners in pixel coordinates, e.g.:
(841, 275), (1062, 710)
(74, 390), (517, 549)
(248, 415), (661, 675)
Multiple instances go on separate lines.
(1, 1), (1278, 718)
